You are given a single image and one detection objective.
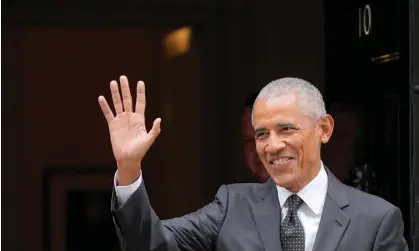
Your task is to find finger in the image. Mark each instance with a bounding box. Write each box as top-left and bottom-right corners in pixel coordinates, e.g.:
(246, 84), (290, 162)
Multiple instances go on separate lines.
(120, 75), (133, 112)
(148, 118), (162, 141)
(98, 96), (115, 123)
(110, 80), (123, 114)
(135, 81), (146, 115)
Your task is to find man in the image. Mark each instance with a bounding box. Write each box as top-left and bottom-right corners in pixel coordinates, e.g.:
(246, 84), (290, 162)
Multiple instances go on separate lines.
(98, 76), (408, 251)
(241, 93), (270, 182)
(322, 102), (379, 195)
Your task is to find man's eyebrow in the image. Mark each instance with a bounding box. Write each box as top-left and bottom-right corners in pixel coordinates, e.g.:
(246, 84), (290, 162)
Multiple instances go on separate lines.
(254, 127), (266, 134)
(254, 123), (298, 134)
(277, 122), (297, 128)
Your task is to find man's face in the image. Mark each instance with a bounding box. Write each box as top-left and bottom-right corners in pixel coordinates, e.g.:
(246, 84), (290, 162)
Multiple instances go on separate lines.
(241, 109), (270, 182)
(252, 94), (333, 192)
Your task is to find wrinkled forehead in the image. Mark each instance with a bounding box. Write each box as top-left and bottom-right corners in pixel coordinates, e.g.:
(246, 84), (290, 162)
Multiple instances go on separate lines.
(252, 95), (309, 126)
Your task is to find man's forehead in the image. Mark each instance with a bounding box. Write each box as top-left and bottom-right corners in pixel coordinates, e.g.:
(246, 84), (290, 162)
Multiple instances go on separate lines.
(253, 95), (300, 116)
(252, 95), (313, 128)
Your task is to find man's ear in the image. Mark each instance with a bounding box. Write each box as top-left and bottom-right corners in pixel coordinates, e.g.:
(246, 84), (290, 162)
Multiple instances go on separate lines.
(318, 114), (334, 144)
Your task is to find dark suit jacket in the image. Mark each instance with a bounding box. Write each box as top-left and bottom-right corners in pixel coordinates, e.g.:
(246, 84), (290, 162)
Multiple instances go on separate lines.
(111, 168), (408, 251)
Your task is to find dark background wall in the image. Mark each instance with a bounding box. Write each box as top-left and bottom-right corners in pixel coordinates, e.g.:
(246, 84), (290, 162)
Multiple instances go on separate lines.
(3, 0), (417, 250)
(2, 1), (325, 251)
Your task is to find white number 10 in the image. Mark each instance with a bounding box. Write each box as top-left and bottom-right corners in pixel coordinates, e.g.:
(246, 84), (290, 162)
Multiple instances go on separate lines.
(359, 4), (372, 37)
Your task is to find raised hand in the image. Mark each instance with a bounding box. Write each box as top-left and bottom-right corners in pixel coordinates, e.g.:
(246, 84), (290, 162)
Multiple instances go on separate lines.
(98, 76), (161, 185)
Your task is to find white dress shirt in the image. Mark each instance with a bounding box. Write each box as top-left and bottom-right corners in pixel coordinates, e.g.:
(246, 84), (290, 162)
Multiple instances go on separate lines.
(114, 162), (328, 251)
(276, 163), (328, 251)
(114, 171), (143, 205)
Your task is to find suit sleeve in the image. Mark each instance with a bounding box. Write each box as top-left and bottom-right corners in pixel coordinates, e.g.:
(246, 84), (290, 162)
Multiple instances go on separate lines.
(373, 206), (409, 251)
(111, 182), (228, 251)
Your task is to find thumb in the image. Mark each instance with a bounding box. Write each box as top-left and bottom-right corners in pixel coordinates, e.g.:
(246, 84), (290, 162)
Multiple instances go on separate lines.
(147, 118), (162, 142)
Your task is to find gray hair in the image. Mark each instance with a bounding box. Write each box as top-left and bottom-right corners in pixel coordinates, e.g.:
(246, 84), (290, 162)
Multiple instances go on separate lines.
(253, 77), (326, 123)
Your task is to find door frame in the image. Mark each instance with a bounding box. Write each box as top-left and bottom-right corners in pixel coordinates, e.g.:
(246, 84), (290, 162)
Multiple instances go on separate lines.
(410, 0), (419, 248)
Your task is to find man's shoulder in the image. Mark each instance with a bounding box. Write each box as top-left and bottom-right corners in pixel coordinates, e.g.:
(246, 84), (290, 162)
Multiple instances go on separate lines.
(341, 183), (397, 216)
(224, 182), (266, 192)
(221, 181), (273, 201)
(325, 167), (397, 217)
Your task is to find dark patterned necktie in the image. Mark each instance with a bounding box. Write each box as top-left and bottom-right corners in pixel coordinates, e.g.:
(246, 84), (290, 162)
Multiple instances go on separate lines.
(280, 194), (305, 251)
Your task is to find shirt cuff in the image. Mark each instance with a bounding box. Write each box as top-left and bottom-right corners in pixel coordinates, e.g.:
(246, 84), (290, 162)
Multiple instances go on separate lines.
(114, 170), (143, 206)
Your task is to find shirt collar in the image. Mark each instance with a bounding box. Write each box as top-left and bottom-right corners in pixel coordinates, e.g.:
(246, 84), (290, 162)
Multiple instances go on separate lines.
(276, 161), (328, 215)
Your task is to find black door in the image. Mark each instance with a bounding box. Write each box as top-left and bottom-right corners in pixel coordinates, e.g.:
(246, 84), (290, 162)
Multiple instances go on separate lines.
(411, 0), (419, 248)
(324, 0), (412, 247)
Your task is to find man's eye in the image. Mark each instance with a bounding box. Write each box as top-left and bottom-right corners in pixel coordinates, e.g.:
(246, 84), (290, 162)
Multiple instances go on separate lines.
(282, 127), (294, 132)
(255, 132), (268, 139)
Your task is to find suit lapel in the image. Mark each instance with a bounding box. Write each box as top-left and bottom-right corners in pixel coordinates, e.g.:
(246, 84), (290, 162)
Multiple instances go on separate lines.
(312, 168), (351, 251)
(251, 180), (282, 251)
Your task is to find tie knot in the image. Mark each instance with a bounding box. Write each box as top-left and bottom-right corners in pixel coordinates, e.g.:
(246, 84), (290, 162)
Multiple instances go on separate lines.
(287, 194), (303, 213)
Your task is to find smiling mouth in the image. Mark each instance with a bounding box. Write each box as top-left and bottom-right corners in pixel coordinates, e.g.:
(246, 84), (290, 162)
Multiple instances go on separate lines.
(269, 157), (293, 166)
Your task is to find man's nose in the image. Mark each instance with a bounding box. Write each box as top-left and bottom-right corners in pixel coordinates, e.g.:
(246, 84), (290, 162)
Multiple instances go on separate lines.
(265, 136), (286, 154)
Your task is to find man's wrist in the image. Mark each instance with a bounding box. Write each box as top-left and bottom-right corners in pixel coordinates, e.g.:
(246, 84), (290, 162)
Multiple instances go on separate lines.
(117, 161), (142, 186)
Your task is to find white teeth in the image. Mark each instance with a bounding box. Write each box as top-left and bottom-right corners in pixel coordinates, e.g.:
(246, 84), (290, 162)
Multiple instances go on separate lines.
(272, 158), (290, 165)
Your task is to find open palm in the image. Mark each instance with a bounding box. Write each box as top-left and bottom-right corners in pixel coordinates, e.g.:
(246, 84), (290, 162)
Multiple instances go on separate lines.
(98, 76), (161, 165)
